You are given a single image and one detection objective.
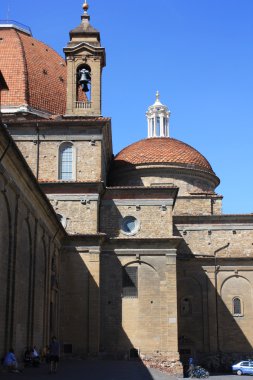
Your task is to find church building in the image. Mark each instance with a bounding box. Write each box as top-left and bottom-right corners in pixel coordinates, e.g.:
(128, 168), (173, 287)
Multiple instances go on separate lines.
(0, 3), (253, 376)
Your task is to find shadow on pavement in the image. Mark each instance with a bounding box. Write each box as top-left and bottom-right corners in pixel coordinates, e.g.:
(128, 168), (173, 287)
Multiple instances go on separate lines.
(1, 359), (179, 380)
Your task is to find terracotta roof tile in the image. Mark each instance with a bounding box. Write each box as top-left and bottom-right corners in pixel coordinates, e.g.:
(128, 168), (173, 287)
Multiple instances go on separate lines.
(0, 28), (66, 115)
(114, 137), (215, 175)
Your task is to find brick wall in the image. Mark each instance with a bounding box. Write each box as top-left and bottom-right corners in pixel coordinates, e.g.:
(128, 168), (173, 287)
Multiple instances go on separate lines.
(15, 139), (102, 182)
(0, 126), (63, 359)
(100, 202), (173, 238)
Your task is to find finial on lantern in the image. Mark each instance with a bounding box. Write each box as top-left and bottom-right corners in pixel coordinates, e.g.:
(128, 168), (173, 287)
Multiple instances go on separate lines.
(83, 1), (89, 13)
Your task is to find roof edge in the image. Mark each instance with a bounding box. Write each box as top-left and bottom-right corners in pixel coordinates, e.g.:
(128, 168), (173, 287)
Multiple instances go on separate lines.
(0, 20), (32, 36)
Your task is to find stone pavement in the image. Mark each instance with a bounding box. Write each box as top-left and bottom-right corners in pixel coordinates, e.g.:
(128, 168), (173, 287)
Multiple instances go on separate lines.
(0, 359), (251, 380)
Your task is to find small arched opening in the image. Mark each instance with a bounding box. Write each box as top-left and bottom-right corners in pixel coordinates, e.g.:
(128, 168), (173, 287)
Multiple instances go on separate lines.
(76, 64), (91, 107)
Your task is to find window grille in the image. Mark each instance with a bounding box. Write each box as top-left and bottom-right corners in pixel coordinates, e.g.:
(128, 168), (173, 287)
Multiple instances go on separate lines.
(59, 143), (73, 180)
(122, 266), (138, 298)
(233, 297), (242, 316)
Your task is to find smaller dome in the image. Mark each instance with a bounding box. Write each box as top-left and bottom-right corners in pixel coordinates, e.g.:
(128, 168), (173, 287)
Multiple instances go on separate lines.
(114, 137), (215, 175)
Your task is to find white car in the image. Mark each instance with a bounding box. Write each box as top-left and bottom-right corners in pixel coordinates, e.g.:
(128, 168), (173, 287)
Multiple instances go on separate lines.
(232, 361), (253, 375)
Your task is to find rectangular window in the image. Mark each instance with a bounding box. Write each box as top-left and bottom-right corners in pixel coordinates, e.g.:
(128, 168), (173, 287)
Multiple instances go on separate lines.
(122, 266), (138, 298)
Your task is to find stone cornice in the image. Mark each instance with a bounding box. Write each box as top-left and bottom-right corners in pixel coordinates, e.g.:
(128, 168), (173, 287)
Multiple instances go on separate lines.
(103, 237), (182, 251)
(104, 186), (179, 201)
(174, 214), (253, 225)
(40, 181), (105, 194)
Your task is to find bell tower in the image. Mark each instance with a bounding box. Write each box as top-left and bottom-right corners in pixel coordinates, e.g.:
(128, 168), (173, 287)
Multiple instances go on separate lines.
(64, 2), (106, 116)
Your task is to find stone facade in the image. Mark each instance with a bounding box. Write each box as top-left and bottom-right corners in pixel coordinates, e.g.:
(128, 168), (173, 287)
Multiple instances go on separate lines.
(0, 124), (65, 359)
(1, 7), (253, 378)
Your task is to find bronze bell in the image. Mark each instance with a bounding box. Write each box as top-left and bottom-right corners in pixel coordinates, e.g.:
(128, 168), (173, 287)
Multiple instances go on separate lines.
(78, 68), (91, 92)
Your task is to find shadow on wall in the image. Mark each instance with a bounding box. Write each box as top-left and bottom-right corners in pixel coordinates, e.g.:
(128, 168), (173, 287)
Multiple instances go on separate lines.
(0, 177), (59, 362)
(60, 246), (156, 379)
(175, 232), (253, 374)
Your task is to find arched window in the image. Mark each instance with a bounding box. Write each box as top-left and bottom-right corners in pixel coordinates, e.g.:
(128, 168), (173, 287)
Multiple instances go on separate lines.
(59, 143), (73, 180)
(233, 297), (242, 316)
(122, 266), (138, 298)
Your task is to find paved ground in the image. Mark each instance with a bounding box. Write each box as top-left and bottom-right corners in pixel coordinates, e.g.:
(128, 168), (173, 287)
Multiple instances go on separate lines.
(0, 359), (250, 380)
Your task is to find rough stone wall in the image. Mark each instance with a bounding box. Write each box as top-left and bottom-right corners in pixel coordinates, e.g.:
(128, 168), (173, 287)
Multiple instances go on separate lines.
(174, 197), (222, 216)
(100, 250), (179, 360)
(60, 248), (100, 356)
(15, 139), (102, 182)
(176, 220), (253, 368)
(0, 172), (61, 359)
(100, 202), (173, 238)
(175, 226), (253, 257)
(177, 257), (253, 368)
(110, 166), (217, 195)
(0, 128), (63, 360)
(14, 141), (37, 175)
(140, 174), (214, 195)
(50, 198), (98, 235)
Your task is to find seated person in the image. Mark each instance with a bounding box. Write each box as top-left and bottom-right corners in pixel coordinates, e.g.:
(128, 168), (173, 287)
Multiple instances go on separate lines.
(41, 345), (50, 363)
(24, 347), (32, 367)
(31, 346), (40, 367)
(3, 348), (20, 372)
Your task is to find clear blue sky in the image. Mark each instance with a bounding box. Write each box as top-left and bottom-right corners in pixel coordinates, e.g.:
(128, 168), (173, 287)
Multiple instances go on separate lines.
(1, 0), (253, 214)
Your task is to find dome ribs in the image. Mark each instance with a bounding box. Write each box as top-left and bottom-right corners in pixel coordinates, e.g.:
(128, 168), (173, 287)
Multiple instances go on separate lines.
(0, 28), (66, 116)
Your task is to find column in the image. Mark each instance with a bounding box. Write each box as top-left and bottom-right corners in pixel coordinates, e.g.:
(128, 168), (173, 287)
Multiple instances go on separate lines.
(160, 116), (164, 137)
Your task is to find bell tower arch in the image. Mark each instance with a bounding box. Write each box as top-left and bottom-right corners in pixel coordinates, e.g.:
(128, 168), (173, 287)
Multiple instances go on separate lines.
(64, 2), (106, 116)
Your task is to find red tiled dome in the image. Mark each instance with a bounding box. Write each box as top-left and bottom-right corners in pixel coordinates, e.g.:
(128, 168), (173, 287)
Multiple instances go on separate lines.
(0, 26), (66, 115)
(114, 138), (215, 174)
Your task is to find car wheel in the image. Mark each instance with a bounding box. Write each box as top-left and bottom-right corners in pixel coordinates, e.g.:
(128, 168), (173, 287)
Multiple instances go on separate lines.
(237, 369), (242, 376)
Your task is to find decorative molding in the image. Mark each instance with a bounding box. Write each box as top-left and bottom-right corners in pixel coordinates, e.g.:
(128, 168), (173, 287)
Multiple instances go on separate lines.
(48, 194), (99, 202)
(102, 199), (174, 207)
(176, 225), (253, 232)
(1, 105), (51, 119)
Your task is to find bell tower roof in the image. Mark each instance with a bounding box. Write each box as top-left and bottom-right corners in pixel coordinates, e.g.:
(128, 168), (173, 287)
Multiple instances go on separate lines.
(68, 1), (101, 46)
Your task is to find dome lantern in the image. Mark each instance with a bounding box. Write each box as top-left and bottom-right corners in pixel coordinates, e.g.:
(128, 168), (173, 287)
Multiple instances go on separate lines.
(146, 91), (171, 138)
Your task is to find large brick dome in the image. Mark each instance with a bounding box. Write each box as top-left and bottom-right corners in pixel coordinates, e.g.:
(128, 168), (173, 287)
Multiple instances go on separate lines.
(114, 137), (215, 174)
(0, 24), (66, 116)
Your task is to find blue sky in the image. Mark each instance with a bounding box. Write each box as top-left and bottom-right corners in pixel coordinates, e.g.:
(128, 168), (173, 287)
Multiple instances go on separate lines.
(1, 0), (253, 214)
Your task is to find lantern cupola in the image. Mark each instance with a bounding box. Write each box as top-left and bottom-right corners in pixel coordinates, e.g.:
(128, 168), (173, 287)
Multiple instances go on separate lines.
(146, 91), (171, 137)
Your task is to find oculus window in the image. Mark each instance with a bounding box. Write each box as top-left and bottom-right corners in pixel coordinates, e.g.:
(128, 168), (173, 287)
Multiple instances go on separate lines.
(122, 266), (138, 298)
(121, 216), (140, 236)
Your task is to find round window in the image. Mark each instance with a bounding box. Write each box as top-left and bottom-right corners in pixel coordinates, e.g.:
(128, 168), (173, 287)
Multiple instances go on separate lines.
(121, 216), (140, 235)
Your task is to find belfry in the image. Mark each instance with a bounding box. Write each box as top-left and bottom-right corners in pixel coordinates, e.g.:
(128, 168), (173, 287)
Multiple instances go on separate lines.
(64, 2), (106, 116)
